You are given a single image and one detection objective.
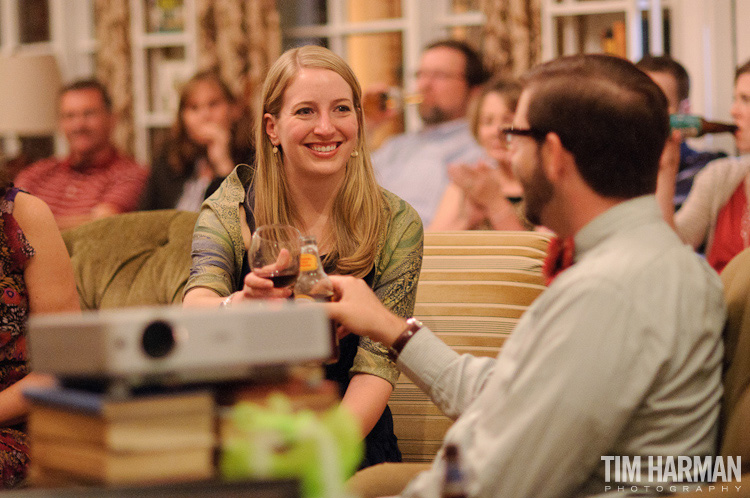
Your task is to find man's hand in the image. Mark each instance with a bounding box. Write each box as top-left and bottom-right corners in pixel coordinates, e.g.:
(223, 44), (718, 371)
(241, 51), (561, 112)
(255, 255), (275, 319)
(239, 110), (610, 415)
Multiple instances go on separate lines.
(325, 276), (407, 347)
(656, 129), (682, 227)
(362, 83), (399, 132)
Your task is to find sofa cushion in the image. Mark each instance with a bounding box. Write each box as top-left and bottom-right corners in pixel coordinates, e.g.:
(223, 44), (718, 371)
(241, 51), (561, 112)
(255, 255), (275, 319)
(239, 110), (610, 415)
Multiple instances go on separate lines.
(719, 246), (750, 474)
(62, 210), (199, 310)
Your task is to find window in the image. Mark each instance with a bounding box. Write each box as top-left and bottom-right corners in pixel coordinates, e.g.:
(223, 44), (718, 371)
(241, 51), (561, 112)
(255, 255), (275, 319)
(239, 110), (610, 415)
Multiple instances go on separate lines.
(279, 0), (485, 137)
(18, 0), (50, 44)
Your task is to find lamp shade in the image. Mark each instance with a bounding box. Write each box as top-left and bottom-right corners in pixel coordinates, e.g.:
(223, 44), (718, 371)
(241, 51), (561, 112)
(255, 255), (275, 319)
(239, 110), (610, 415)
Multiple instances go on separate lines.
(0, 54), (62, 135)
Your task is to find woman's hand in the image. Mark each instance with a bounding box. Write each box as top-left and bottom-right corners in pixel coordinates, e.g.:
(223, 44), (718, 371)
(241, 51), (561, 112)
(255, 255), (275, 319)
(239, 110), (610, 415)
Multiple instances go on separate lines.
(449, 160), (504, 211)
(449, 161), (526, 230)
(239, 248), (295, 301)
(197, 122), (235, 177)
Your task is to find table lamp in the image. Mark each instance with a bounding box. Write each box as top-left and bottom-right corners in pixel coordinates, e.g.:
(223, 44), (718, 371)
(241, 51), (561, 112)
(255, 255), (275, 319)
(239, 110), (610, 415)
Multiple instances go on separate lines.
(0, 54), (62, 135)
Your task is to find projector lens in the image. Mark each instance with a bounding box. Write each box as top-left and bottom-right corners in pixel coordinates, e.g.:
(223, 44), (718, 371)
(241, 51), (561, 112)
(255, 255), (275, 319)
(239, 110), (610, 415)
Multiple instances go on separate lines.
(141, 320), (176, 358)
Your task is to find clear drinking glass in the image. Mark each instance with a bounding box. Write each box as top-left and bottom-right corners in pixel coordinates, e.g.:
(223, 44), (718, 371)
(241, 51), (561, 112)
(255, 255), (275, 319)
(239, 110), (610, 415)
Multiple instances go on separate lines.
(248, 225), (302, 289)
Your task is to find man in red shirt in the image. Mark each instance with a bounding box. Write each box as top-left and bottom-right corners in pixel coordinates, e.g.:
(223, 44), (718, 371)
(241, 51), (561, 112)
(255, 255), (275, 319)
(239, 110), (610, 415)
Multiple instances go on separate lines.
(15, 79), (147, 230)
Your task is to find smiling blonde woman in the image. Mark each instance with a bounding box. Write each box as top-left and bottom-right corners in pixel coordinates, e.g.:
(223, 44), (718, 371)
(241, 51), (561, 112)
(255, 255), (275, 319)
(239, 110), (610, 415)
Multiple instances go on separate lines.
(183, 45), (424, 468)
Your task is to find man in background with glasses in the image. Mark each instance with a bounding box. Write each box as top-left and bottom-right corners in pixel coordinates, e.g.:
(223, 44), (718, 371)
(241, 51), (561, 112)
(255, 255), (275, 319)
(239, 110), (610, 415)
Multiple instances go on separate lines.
(366, 39), (489, 227)
(330, 54), (725, 498)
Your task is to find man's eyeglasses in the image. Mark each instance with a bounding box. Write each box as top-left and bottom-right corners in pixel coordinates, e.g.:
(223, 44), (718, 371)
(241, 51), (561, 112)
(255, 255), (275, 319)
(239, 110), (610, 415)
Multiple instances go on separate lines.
(414, 70), (466, 82)
(501, 126), (548, 145)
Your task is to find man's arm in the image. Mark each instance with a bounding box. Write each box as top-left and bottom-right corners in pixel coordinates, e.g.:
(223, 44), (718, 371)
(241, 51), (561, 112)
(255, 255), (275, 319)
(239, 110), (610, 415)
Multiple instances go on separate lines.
(400, 279), (662, 498)
(329, 273), (667, 498)
(327, 276), (503, 418)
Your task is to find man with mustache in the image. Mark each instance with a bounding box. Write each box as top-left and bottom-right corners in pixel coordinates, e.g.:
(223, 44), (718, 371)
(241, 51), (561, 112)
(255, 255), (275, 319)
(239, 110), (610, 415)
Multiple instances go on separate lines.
(14, 79), (146, 230)
(330, 54), (725, 498)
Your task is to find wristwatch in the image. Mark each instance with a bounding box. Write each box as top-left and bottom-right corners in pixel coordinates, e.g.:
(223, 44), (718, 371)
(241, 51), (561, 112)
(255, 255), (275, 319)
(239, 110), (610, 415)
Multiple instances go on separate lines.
(387, 317), (423, 361)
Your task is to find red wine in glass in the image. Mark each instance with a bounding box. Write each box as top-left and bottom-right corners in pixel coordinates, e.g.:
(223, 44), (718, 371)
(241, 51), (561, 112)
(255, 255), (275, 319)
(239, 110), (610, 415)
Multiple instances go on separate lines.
(268, 270), (299, 289)
(249, 225), (302, 291)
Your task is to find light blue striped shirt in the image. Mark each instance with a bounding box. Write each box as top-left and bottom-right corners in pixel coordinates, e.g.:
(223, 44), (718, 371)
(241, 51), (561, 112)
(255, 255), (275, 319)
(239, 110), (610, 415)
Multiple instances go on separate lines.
(372, 119), (484, 227)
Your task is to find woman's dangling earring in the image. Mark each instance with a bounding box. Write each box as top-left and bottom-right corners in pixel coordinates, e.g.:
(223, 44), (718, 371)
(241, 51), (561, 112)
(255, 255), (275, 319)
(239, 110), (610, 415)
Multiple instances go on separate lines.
(272, 146), (279, 154)
(350, 149), (359, 157)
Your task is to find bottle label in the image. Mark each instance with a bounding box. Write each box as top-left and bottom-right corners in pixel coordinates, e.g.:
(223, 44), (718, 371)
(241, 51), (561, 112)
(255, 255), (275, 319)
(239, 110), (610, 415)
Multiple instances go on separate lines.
(670, 114), (702, 137)
(294, 292), (333, 303)
(299, 253), (318, 272)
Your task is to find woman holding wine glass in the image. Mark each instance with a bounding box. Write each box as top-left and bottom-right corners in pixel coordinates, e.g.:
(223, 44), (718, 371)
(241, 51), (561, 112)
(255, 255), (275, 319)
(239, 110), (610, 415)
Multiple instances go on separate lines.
(183, 45), (424, 468)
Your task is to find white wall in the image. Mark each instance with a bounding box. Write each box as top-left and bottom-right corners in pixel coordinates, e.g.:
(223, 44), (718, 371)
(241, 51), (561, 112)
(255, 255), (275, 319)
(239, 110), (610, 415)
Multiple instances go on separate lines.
(736, 0), (750, 64)
(669, 0), (741, 153)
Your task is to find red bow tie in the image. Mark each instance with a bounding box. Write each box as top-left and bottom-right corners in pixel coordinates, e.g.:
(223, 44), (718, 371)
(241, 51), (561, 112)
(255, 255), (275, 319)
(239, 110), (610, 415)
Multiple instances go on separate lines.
(542, 236), (575, 285)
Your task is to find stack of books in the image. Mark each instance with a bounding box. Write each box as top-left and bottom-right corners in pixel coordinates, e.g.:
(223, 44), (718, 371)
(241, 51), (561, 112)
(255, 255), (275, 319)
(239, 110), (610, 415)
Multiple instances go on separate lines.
(24, 386), (216, 487)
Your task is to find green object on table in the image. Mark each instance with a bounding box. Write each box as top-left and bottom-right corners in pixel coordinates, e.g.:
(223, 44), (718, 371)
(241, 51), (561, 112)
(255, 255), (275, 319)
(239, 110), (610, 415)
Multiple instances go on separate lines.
(221, 394), (363, 498)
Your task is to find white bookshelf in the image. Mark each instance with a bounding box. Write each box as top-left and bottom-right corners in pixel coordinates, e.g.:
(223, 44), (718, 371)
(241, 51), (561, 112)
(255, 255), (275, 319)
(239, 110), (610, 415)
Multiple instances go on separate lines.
(130, 0), (197, 164)
(540, 0), (670, 62)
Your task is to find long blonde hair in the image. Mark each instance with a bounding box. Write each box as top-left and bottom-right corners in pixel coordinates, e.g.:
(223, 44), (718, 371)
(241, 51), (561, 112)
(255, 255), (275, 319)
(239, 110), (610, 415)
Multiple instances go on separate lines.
(252, 45), (385, 277)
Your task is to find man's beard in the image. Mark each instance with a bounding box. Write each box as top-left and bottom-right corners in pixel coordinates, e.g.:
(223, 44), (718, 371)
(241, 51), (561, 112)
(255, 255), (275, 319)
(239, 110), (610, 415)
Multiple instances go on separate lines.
(419, 104), (450, 125)
(519, 149), (554, 227)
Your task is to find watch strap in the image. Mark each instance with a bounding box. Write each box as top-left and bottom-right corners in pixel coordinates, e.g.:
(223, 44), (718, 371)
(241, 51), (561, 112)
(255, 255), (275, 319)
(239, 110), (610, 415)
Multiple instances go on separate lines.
(388, 317), (423, 361)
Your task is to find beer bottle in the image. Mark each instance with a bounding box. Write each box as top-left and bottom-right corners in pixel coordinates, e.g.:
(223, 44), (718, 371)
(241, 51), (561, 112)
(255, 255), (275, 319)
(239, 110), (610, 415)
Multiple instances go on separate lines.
(670, 114), (738, 137)
(442, 444), (468, 498)
(363, 87), (423, 114)
(294, 236), (338, 362)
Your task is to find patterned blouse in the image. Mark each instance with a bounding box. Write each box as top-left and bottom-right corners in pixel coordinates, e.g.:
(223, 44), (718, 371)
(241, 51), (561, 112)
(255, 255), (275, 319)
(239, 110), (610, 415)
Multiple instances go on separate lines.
(0, 187), (33, 385)
(0, 186), (35, 488)
(185, 164), (424, 387)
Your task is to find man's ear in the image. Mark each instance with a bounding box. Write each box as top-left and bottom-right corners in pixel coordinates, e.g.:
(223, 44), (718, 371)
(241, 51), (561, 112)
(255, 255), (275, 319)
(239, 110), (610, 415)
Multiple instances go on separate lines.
(264, 113), (279, 146)
(541, 132), (567, 181)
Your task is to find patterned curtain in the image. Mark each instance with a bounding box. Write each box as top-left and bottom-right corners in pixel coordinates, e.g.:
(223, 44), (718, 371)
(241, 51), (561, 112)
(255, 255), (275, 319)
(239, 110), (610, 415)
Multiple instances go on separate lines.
(196, 0), (281, 119)
(480, 0), (542, 78)
(93, 0), (134, 156)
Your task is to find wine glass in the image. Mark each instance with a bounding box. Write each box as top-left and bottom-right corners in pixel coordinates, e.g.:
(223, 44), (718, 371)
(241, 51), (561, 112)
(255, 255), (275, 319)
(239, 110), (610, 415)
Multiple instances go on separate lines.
(249, 225), (302, 289)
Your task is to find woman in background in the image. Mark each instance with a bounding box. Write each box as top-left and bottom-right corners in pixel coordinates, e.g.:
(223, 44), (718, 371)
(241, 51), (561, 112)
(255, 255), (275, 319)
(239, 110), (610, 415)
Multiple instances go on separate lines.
(183, 45), (423, 468)
(658, 59), (750, 272)
(0, 170), (79, 487)
(429, 76), (532, 231)
(140, 71), (254, 211)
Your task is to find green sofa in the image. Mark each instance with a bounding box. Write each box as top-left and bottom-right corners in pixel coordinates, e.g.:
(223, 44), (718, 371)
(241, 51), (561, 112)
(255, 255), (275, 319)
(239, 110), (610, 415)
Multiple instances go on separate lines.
(61, 209), (199, 310)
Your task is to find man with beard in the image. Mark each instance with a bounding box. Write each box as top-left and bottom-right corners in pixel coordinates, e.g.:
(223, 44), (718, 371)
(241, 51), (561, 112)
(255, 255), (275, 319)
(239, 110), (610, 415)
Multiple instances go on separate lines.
(328, 54), (726, 498)
(367, 40), (489, 227)
(14, 79), (147, 230)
